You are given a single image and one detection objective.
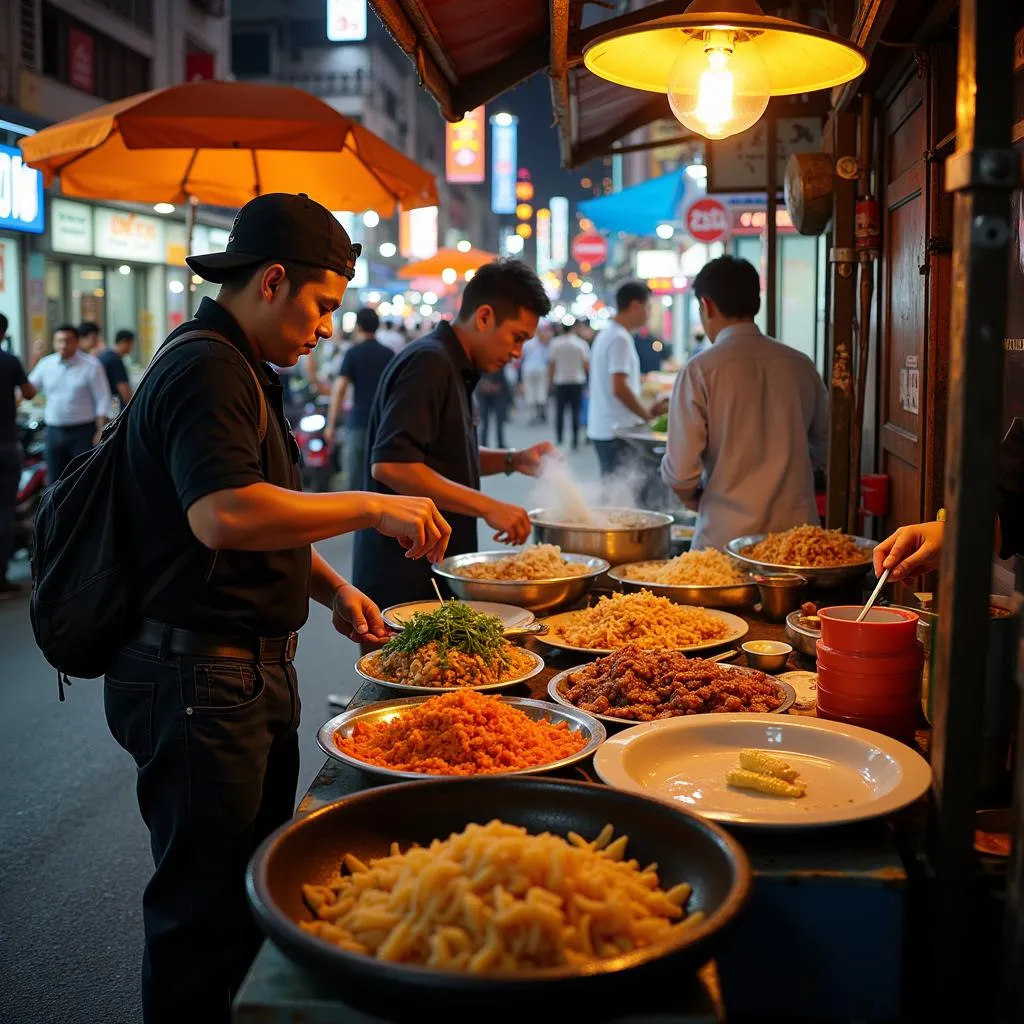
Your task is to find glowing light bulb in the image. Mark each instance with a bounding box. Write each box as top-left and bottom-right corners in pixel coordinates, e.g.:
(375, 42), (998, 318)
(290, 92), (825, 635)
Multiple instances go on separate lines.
(441, 267), (457, 284)
(668, 31), (769, 141)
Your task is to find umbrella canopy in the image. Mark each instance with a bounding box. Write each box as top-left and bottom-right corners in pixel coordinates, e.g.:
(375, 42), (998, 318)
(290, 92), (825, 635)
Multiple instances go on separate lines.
(578, 168), (690, 236)
(398, 247), (499, 280)
(19, 80), (438, 215)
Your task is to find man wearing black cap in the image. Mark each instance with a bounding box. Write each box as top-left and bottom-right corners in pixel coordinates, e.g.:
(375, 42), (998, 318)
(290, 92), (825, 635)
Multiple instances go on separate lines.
(104, 193), (450, 1024)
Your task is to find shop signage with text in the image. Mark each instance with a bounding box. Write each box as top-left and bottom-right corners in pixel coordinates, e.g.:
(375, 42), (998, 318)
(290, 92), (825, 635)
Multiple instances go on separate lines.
(446, 107), (486, 184)
(490, 117), (517, 214)
(571, 232), (608, 267)
(684, 197), (730, 244)
(69, 28), (94, 93)
(51, 199), (94, 254)
(327, 0), (368, 41)
(94, 209), (165, 263)
(0, 145), (44, 234)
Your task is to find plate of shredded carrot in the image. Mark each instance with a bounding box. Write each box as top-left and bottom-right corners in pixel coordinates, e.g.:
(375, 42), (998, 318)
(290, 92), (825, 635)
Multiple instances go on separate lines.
(317, 690), (606, 780)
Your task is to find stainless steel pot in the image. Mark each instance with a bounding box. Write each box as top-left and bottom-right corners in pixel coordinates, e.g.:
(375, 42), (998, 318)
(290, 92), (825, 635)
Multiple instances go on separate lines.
(528, 507), (672, 567)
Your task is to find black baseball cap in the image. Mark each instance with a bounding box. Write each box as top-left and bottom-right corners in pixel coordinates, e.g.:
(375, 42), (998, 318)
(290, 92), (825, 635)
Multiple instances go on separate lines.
(186, 192), (362, 284)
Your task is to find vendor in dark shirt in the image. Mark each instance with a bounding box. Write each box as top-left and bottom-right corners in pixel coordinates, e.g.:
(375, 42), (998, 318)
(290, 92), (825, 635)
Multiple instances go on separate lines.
(352, 260), (555, 610)
(105, 193), (450, 1024)
(874, 417), (1024, 576)
(325, 306), (393, 489)
(98, 328), (135, 412)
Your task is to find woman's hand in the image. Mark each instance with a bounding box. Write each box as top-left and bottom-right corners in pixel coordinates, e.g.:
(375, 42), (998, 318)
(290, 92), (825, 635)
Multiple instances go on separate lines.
(873, 521), (944, 580)
(331, 583), (391, 645)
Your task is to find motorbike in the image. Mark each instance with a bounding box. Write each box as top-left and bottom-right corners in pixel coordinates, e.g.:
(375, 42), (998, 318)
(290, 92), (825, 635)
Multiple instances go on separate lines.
(281, 371), (337, 493)
(13, 416), (47, 558)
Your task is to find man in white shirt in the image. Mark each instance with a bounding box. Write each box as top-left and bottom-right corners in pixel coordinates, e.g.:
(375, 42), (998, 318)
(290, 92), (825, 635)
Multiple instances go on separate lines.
(660, 255), (829, 550)
(377, 320), (406, 355)
(519, 321), (552, 424)
(587, 281), (664, 476)
(547, 325), (590, 450)
(29, 323), (112, 483)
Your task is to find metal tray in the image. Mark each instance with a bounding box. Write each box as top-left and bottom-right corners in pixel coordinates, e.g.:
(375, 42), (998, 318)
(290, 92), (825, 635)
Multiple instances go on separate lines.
(608, 560), (757, 609)
(354, 648), (545, 695)
(725, 533), (876, 588)
(547, 665), (797, 727)
(785, 609), (821, 658)
(382, 600), (535, 632)
(317, 695), (606, 781)
(432, 551), (609, 614)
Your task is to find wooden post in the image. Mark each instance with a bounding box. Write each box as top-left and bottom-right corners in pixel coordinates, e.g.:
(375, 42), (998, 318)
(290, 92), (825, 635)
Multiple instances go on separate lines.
(930, 0), (1018, 1019)
(826, 111), (857, 531)
(765, 109), (778, 337)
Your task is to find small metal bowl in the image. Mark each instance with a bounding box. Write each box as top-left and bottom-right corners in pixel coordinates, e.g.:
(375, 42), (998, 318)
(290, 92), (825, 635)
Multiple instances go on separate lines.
(741, 640), (793, 673)
(785, 609), (821, 658)
(317, 695), (607, 781)
(433, 551), (610, 614)
(753, 573), (808, 621)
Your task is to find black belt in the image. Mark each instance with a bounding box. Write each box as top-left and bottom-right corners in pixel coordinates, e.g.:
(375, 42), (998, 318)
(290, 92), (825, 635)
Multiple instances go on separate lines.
(132, 618), (299, 663)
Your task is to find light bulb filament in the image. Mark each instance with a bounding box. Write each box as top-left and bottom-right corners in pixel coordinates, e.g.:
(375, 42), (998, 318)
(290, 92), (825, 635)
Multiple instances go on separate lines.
(695, 48), (734, 136)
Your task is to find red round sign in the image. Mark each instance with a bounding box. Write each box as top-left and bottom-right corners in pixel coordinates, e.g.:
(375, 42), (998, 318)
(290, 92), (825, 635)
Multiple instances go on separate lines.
(684, 197), (731, 244)
(571, 231), (608, 267)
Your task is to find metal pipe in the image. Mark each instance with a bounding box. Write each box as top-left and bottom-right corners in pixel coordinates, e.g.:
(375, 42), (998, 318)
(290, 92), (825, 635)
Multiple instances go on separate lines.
(930, 0), (1018, 1019)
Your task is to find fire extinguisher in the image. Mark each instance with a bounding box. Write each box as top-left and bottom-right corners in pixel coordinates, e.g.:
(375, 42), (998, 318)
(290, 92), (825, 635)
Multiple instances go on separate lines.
(855, 195), (880, 253)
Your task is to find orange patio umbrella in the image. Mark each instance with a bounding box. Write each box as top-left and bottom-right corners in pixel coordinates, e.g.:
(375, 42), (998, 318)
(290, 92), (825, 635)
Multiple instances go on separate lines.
(20, 80), (438, 236)
(398, 247), (499, 280)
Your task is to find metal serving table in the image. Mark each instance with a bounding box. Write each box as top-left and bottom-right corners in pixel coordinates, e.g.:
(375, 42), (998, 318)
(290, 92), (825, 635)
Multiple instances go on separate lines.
(235, 608), (909, 1023)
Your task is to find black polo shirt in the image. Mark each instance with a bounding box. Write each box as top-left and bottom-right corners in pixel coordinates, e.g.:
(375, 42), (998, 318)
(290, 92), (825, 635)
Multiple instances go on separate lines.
(120, 297), (310, 637)
(351, 321), (480, 609)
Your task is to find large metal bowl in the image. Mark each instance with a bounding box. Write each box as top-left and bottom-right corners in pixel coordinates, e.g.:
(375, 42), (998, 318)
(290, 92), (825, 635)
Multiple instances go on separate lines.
(317, 695), (606, 781)
(725, 533), (876, 588)
(246, 777), (751, 1020)
(607, 560), (757, 608)
(529, 507), (672, 566)
(432, 551), (609, 614)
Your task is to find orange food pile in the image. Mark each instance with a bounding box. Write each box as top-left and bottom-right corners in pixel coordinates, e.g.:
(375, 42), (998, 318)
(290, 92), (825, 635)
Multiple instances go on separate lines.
(335, 690), (587, 776)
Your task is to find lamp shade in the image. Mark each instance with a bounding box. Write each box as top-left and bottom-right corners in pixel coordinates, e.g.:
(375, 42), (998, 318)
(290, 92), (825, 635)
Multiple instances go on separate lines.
(583, 0), (867, 98)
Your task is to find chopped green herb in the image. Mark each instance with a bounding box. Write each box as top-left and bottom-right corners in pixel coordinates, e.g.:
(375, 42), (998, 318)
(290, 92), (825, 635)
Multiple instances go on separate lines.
(384, 602), (508, 668)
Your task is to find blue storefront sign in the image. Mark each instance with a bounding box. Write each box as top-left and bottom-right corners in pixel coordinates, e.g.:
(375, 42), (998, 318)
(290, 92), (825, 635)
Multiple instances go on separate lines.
(0, 145), (44, 234)
(491, 119), (517, 215)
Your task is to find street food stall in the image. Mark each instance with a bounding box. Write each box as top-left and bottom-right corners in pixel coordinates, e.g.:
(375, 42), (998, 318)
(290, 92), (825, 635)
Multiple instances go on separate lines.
(229, 2), (1024, 1023)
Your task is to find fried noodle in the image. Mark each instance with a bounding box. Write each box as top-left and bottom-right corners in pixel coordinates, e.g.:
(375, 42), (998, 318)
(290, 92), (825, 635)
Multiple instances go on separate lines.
(456, 545), (590, 581)
(741, 525), (868, 567)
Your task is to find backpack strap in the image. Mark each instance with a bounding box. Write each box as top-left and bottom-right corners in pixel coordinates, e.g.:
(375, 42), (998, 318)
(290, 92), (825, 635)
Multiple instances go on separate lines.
(106, 327), (268, 443)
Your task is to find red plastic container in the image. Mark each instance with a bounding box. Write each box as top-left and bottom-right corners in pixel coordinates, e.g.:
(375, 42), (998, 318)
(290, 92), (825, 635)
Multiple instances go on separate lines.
(815, 605), (922, 740)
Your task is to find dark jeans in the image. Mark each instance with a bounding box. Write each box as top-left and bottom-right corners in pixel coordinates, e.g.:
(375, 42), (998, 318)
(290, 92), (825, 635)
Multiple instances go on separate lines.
(593, 438), (628, 477)
(104, 641), (301, 1024)
(554, 384), (584, 448)
(477, 392), (508, 448)
(346, 426), (366, 492)
(0, 441), (21, 579)
(45, 422), (95, 483)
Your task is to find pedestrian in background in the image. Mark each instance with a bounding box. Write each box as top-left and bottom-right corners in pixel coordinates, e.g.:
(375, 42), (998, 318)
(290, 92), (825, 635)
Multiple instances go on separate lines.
(519, 320), (552, 424)
(548, 321), (590, 450)
(326, 307), (394, 490)
(587, 282), (664, 477)
(29, 324), (111, 483)
(78, 320), (105, 356)
(98, 329), (136, 413)
(477, 367), (512, 448)
(377, 318), (405, 355)
(0, 312), (36, 597)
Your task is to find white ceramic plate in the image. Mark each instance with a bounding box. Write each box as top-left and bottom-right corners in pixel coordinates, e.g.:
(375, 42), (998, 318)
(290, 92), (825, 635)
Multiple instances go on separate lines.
(538, 607), (748, 655)
(354, 648), (545, 695)
(381, 600), (535, 632)
(593, 713), (931, 829)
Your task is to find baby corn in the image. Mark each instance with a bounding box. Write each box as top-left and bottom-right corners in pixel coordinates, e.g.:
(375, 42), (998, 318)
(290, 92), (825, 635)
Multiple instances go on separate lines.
(727, 768), (806, 798)
(739, 748), (799, 782)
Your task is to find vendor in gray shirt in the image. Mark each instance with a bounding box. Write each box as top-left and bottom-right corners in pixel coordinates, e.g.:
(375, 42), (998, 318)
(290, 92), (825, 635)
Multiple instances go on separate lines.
(660, 255), (828, 550)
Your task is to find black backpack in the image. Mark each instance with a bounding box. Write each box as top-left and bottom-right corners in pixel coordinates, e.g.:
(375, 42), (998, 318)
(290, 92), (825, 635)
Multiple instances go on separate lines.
(30, 329), (268, 698)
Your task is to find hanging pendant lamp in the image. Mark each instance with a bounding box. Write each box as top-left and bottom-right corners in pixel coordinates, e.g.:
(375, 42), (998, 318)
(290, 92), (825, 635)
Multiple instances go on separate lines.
(583, 0), (867, 140)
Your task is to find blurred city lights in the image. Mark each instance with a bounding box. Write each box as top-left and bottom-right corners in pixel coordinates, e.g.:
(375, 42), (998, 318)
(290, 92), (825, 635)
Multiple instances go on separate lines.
(456, 240), (472, 252)
(464, 269), (476, 281)
(362, 210), (380, 227)
(379, 242), (397, 257)
(423, 291), (438, 305)
(580, 281), (593, 294)
(505, 234), (525, 255)
(493, 112), (514, 127)
(441, 267), (458, 284)
(118, 265), (131, 275)
(656, 223), (675, 239)
(342, 311), (357, 332)
(367, 290), (381, 303)
(515, 223), (532, 238)
(419, 304), (432, 317)
(153, 203), (175, 215)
